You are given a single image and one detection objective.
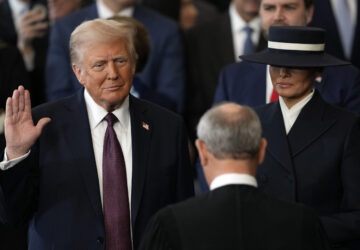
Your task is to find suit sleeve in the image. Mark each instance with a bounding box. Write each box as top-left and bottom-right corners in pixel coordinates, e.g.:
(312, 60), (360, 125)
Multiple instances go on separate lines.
(320, 117), (360, 246)
(341, 66), (360, 116)
(153, 27), (185, 113)
(0, 146), (39, 226)
(45, 21), (77, 102)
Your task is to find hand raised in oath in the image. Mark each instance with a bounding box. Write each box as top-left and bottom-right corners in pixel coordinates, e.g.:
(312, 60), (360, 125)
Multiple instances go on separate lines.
(5, 86), (51, 160)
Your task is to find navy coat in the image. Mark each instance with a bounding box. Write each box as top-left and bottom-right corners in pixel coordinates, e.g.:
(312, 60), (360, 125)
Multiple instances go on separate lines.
(255, 91), (360, 249)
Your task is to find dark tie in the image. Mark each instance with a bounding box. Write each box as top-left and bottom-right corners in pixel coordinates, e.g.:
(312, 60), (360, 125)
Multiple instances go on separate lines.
(243, 26), (254, 55)
(103, 113), (132, 250)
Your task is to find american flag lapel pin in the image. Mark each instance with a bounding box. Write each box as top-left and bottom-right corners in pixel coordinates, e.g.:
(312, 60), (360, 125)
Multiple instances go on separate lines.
(142, 122), (150, 131)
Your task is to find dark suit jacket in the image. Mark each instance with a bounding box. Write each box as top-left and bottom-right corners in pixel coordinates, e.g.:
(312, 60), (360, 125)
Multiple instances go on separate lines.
(184, 12), (266, 141)
(309, 0), (360, 69)
(0, 89), (194, 250)
(140, 184), (331, 250)
(255, 91), (360, 249)
(0, 0), (48, 106)
(214, 61), (360, 115)
(46, 3), (185, 113)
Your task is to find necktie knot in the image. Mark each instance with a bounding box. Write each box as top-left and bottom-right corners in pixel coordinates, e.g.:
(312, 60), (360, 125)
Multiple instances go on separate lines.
(243, 26), (253, 35)
(104, 113), (118, 127)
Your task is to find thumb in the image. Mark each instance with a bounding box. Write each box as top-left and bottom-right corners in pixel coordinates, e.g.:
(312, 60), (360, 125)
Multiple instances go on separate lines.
(35, 117), (51, 134)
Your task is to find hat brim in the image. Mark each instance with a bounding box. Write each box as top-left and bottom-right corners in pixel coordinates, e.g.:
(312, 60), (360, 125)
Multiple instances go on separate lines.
(240, 50), (349, 67)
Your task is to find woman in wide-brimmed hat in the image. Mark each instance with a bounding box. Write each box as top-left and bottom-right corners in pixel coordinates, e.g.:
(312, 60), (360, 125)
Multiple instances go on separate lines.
(246, 26), (360, 249)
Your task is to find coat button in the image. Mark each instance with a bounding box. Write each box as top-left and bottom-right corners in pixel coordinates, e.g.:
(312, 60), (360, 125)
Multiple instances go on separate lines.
(97, 237), (104, 244)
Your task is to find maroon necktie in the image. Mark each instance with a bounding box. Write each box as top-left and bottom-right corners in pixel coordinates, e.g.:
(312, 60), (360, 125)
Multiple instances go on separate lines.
(103, 113), (132, 250)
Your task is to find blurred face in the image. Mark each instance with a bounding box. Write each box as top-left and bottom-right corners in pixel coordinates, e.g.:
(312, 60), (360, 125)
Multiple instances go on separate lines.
(260, 0), (313, 37)
(73, 39), (135, 111)
(270, 66), (319, 108)
(234, 0), (259, 22)
(180, 0), (198, 30)
(47, 0), (81, 21)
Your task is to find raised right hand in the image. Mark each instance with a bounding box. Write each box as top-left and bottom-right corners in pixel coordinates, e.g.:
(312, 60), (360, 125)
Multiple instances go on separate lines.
(4, 86), (51, 160)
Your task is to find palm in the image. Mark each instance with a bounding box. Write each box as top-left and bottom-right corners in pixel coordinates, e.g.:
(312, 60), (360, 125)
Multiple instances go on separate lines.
(4, 86), (50, 159)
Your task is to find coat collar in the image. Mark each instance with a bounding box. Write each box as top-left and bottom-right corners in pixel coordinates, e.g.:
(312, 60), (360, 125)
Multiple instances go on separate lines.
(287, 90), (336, 157)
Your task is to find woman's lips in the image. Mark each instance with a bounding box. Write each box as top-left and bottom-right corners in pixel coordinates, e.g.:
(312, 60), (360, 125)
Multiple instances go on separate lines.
(277, 82), (292, 88)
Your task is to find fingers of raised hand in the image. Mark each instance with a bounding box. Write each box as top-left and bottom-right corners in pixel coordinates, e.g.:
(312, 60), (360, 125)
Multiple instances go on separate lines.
(7, 86), (29, 122)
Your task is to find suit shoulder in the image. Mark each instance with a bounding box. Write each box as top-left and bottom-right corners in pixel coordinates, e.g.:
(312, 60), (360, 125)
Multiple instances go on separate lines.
(135, 6), (179, 33)
(222, 61), (264, 75)
(52, 4), (95, 31)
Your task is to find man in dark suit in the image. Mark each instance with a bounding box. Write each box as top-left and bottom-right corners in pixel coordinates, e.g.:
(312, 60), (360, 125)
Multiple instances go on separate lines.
(309, 0), (360, 69)
(46, 0), (185, 113)
(241, 26), (360, 250)
(184, 0), (265, 140)
(0, 19), (194, 250)
(140, 102), (331, 250)
(214, 0), (360, 115)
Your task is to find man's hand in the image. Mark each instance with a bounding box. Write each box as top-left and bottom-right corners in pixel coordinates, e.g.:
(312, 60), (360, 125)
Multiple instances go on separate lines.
(17, 8), (48, 56)
(5, 86), (51, 160)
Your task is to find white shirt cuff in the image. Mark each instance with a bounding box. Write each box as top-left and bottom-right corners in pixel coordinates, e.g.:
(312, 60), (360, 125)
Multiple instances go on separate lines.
(0, 149), (31, 170)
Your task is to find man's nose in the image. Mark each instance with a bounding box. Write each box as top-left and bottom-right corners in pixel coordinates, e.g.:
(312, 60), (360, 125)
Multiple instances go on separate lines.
(107, 62), (119, 80)
(274, 8), (285, 21)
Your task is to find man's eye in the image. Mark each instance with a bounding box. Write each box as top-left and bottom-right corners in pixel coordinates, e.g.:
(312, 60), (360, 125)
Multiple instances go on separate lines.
(263, 6), (275, 11)
(116, 59), (126, 64)
(284, 5), (296, 10)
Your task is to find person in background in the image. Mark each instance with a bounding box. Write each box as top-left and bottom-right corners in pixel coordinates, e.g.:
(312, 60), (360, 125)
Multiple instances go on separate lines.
(0, 19), (193, 250)
(0, 0), (48, 106)
(140, 103), (331, 250)
(184, 0), (264, 143)
(47, 0), (93, 22)
(309, 0), (360, 69)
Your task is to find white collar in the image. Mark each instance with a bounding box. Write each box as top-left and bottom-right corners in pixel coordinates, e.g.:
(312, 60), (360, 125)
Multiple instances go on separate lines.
(84, 89), (130, 131)
(229, 2), (261, 34)
(210, 173), (258, 191)
(96, 0), (134, 19)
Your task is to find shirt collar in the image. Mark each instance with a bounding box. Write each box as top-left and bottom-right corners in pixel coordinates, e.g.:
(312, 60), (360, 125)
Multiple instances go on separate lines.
(97, 0), (134, 19)
(210, 173), (258, 191)
(279, 88), (314, 114)
(8, 0), (29, 16)
(229, 2), (261, 34)
(84, 89), (130, 131)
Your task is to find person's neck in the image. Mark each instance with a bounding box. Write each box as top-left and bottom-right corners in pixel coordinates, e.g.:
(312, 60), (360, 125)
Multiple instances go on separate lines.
(206, 159), (257, 185)
(102, 0), (133, 13)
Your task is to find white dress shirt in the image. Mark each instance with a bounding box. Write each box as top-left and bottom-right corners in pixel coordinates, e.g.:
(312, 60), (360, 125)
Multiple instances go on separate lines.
(229, 2), (261, 62)
(84, 90), (133, 207)
(210, 173), (258, 191)
(96, 0), (134, 18)
(279, 89), (314, 134)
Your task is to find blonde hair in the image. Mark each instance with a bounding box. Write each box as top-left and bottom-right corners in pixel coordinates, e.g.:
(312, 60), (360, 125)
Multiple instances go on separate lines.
(70, 18), (138, 66)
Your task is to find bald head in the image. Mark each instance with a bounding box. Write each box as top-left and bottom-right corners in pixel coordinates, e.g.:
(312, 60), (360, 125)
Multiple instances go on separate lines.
(197, 103), (262, 160)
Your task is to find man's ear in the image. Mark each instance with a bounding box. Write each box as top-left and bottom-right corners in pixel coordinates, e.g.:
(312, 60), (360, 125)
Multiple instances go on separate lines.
(258, 138), (267, 165)
(72, 64), (85, 86)
(195, 139), (208, 167)
(305, 5), (314, 24)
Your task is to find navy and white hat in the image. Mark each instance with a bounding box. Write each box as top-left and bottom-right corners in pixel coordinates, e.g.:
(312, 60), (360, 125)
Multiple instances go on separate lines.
(240, 26), (349, 67)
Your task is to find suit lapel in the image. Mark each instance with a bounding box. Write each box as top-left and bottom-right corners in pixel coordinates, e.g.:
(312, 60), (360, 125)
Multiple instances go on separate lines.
(261, 103), (294, 173)
(129, 96), (152, 227)
(63, 90), (103, 218)
(287, 91), (336, 157)
(0, 1), (17, 44)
